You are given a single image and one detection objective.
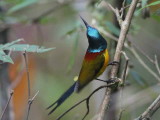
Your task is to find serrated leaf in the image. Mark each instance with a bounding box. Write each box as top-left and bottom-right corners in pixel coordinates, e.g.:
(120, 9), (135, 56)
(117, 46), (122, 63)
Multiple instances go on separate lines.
(4, 44), (55, 53)
(0, 38), (24, 50)
(8, 0), (38, 14)
(0, 51), (13, 64)
(135, 1), (160, 15)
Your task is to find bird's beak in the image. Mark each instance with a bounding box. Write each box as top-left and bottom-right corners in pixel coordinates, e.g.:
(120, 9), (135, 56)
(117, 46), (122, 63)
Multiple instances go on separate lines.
(80, 16), (89, 28)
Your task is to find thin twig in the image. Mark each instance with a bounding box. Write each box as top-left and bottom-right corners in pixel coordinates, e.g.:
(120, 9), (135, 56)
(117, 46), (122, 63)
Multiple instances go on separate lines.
(99, 28), (118, 42)
(0, 90), (14, 120)
(104, 2), (122, 26)
(118, 51), (129, 120)
(154, 55), (160, 76)
(129, 46), (160, 82)
(120, 0), (126, 19)
(55, 80), (119, 120)
(97, 0), (139, 120)
(23, 51), (38, 120)
(23, 51), (31, 99)
(121, 51), (129, 84)
(26, 91), (39, 120)
(136, 94), (160, 120)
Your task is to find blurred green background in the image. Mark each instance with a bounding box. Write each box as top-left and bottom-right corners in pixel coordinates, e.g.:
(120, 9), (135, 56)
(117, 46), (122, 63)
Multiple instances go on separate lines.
(1, 0), (160, 120)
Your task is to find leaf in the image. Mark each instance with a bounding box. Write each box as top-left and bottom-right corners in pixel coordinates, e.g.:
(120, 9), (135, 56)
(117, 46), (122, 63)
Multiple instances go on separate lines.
(0, 50), (13, 64)
(0, 39), (55, 63)
(4, 44), (55, 53)
(0, 38), (24, 50)
(106, 21), (120, 36)
(8, 0), (38, 14)
(135, 1), (160, 15)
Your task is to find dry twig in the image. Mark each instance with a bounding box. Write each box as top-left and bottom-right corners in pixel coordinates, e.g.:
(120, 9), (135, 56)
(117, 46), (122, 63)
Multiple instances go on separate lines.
(0, 90), (14, 120)
(128, 46), (160, 82)
(118, 51), (129, 120)
(136, 94), (160, 120)
(55, 80), (119, 120)
(23, 51), (31, 99)
(26, 91), (39, 120)
(23, 51), (39, 120)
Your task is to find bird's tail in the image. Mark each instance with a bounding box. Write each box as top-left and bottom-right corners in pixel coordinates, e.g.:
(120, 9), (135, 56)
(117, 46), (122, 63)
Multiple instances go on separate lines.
(47, 82), (76, 115)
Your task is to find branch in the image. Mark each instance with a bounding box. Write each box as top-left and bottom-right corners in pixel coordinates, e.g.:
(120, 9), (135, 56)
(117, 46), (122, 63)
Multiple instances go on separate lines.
(97, 0), (139, 120)
(118, 51), (129, 120)
(128, 46), (160, 82)
(154, 55), (160, 76)
(23, 51), (31, 99)
(23, 51), (39, 120)
(121, 51), (129, 84)
(26, 91), (39, 120)
(55, 80), (120, 120)
(0, 90), (14, 120)
(131, 42), (160, 77)
(136, 94), (160, 120)
(104, 2), (123, 26)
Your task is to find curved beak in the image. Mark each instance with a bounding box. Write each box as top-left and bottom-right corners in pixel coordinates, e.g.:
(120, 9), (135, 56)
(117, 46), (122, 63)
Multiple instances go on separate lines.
(79, 15), (89, 28)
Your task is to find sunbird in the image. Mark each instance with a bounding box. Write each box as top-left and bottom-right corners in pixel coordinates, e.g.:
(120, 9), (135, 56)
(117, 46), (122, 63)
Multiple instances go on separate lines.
(47, 17), (116, 115)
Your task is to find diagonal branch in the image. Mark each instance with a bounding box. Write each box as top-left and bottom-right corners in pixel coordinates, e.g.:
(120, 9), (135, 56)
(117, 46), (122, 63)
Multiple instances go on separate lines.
(0, 90), (14, 120)
(135, 94), (160, 120)
(26, 91), (39, 120)
(55, 80), (120, 120)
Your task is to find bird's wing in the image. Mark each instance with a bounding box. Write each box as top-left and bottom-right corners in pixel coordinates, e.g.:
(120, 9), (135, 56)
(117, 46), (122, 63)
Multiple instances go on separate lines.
(76, 52), (105, 92)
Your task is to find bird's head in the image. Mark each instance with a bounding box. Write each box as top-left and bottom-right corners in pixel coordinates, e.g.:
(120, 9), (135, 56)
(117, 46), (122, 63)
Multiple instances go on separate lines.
(80, 16), (100, 39)
(80, 16), (107, 52)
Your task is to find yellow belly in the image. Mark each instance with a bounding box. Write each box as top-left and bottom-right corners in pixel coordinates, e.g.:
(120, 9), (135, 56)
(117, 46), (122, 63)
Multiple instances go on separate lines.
(77, 49), (109, 92)
(96, 49), (109, 77)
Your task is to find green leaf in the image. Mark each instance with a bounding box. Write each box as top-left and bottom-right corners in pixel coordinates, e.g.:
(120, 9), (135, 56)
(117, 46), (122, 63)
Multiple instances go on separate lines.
(0, 38), (24, 50)
(135, 1), (160, 15)
(4, 44), (55, 53)
(106, 21), (120, 36)
(8, 0), (38, 14)
(0, 50), (13, 64)
(0, 39), (55, 63)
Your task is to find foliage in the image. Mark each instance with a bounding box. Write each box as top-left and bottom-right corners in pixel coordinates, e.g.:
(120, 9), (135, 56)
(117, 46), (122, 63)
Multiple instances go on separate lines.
(136, 0), (160, 15)
(0, 39), (55, 64)
(7, 0), (38, 14)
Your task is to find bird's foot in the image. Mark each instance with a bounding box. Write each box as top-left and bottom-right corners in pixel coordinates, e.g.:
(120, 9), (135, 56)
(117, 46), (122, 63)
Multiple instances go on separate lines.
(108, 61), (119, 66)
(96, 78), (117, 84)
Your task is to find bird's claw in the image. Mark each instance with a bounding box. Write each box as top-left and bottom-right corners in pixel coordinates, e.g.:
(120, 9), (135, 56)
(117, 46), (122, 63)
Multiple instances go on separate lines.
(108, 61), (119, 66)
